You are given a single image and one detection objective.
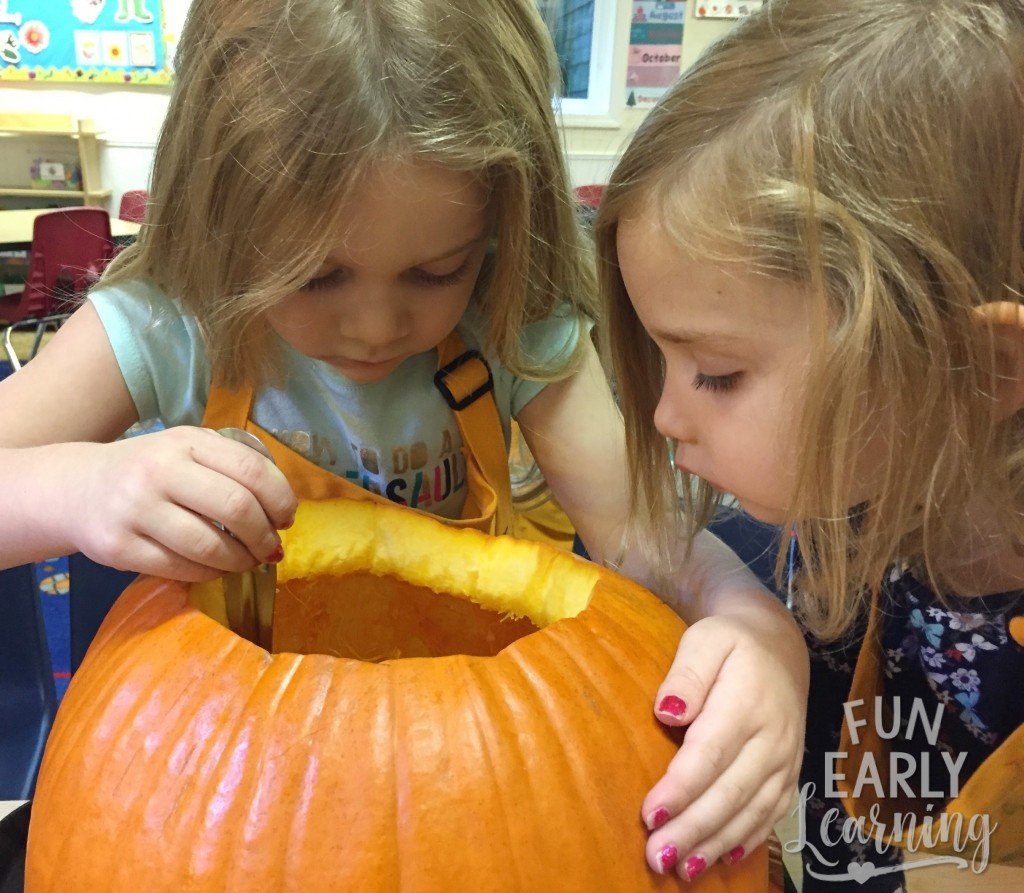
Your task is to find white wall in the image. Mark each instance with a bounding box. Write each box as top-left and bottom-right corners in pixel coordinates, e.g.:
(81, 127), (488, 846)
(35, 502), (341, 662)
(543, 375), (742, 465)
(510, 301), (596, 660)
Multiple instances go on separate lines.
(0, 83), (172, 211)
(0, 1), (739, 207)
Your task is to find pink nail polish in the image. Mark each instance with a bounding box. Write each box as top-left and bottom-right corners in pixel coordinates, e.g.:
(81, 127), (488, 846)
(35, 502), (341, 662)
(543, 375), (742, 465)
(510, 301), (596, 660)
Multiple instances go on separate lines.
(683, 855), (706, 881)
(656, 695), (687, 720)
(658, 844), (678, 873)
(724, 845), (745, 864)
(647, 807), (670, 830)
(264, 544), (284, 564)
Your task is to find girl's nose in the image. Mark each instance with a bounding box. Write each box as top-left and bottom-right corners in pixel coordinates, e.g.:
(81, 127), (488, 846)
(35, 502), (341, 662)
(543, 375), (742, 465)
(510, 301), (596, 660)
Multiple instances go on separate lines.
(653, 371), (697, 445)
(349, 292), (408, 349)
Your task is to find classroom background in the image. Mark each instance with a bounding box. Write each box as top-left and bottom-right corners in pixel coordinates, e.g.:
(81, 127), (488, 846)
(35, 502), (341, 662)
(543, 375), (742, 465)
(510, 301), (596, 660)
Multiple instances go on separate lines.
(0, 1), (749, 215)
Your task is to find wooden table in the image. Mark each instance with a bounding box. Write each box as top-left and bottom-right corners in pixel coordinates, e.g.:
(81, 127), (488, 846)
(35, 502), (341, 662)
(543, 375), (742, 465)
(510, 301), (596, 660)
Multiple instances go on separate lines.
(0, 208), (140, 251)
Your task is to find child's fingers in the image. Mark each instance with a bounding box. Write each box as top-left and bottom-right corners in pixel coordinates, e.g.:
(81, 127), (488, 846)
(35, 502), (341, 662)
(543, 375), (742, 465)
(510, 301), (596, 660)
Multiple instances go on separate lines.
(101, 431), (288, 568)
(644, 739), (791, 878)
(191, 428), (297, 528)
(98, 530), (244, 583)
(651, 621), (734, 730)
(134, 497), (273, 573)
(641, 715), (745, 840)
(642, 623), (741, 834)
(152, 465), (284, 566)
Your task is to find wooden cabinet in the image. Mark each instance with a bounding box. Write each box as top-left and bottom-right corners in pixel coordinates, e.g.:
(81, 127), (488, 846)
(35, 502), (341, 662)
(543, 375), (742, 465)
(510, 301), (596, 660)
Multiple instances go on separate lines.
(0, 113), (110, 208)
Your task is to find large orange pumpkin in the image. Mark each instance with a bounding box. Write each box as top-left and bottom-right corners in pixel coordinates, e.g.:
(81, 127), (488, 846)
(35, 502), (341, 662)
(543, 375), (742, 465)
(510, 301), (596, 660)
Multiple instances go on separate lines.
(26, 499), (767, 891)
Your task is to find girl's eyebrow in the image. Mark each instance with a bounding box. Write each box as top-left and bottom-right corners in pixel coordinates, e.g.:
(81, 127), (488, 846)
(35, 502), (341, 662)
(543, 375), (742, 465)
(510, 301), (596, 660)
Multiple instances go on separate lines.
(323, 233), (487, 270)
(651, 327), (737, 346)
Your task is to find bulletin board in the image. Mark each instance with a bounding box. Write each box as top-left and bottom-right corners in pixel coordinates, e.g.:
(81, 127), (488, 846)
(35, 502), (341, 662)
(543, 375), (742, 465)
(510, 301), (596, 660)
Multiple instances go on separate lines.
(626, 2), (686, 110)
(0, 0), (173, 85)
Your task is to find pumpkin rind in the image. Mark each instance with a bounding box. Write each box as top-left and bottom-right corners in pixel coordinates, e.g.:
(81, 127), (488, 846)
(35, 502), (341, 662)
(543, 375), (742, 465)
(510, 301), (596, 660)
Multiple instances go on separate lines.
(27, 500), (767, 892)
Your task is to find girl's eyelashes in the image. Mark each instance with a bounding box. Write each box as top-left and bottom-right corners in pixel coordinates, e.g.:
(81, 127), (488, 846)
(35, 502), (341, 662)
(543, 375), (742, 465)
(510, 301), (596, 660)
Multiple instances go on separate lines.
(692, 370), (742, 393)
(300, 269), (346, 293)
(299, 258), (472, 293)
(407, 257), (472, 287)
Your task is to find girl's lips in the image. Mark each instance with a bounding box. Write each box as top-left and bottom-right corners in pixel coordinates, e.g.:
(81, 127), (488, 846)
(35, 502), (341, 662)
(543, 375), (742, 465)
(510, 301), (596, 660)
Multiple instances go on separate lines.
(675, 461), (724, 493)
(322, 355), (398, 372)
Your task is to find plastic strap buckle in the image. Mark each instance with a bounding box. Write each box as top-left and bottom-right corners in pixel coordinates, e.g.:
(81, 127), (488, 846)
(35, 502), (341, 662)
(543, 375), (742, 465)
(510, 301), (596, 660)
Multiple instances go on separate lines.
(434, 349), (494, 411)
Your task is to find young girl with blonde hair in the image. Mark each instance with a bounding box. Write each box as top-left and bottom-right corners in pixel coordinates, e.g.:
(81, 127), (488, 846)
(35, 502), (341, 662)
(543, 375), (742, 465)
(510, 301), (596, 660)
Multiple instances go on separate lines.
(599, 0), (1024, 887)
(0, 0), (806, 883)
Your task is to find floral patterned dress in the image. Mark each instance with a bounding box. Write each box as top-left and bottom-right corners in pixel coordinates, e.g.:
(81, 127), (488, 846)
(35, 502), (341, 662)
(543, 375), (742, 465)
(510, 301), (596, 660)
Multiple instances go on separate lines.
(797, 564), (1024, 892)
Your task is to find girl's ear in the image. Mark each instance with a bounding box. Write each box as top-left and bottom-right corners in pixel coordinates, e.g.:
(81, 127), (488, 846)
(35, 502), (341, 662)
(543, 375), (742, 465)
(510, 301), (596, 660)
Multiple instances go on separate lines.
(973, 301), (1024, 419)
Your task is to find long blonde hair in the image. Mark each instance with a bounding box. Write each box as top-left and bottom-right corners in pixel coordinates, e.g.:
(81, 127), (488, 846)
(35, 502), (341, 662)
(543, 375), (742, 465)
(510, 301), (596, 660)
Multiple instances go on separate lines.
(104, 0), (594, 388)
(598, 0), (1024, 638)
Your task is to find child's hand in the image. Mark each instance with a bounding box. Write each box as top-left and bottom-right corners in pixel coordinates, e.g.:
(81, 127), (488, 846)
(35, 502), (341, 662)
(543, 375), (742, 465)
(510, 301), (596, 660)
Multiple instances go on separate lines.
(63, 426), (297, 580)
(641, 608), (807, 880)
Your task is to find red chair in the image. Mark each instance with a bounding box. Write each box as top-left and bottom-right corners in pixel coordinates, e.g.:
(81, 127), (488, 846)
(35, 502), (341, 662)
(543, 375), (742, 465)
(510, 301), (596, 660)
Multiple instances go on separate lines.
(0, 207), (114, 368)
(117, 189), (149, 224)
(573, 184), (606, 209)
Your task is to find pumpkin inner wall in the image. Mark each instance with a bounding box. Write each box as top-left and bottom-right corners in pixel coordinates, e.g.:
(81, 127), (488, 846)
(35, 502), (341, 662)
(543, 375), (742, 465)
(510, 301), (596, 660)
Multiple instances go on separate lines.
(272, 571), (540, 659)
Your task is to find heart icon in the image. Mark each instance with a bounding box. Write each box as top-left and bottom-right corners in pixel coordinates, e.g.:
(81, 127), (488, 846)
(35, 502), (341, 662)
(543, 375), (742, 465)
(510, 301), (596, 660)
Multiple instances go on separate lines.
(846, 861), (877, 884)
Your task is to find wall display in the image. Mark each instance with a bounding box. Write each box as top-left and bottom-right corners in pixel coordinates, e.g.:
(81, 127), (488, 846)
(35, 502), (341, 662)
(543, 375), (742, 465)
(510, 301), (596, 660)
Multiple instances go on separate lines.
(694, 1), (763, 18)
(626, 1), (686, 110)
(0, 0), (172, 85)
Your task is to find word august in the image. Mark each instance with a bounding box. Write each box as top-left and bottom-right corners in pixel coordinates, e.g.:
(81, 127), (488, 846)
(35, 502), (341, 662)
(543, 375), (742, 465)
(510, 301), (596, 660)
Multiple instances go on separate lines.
(826, 698), (964, 799)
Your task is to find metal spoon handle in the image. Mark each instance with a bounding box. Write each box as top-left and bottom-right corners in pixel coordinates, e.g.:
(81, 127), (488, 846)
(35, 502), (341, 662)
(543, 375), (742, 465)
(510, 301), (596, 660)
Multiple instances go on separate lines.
(214, 427), (277, 650)
(215, 427), (275, 464)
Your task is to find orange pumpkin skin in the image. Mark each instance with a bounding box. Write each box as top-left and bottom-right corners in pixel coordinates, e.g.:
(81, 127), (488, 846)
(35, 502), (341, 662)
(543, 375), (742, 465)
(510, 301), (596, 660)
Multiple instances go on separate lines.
(27, 500), (767, 892)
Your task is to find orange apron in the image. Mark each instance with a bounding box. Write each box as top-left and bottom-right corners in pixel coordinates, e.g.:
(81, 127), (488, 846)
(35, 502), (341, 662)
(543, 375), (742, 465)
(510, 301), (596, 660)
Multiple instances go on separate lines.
(200, 331), (514, 535)
(836, 593), (1024, 864)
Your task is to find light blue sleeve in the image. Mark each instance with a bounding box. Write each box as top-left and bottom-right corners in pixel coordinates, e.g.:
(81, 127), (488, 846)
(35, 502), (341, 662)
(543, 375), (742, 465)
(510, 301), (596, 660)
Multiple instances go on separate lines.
(507, 305), (589, 417)
(457, 302), (587, 422)
(88, 280), (212, 427)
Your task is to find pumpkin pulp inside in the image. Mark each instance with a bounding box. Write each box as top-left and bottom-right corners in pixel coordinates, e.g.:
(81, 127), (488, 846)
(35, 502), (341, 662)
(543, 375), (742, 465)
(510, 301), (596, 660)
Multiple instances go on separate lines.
(271, 571), (541, 660)
(189, 500), (602, 660)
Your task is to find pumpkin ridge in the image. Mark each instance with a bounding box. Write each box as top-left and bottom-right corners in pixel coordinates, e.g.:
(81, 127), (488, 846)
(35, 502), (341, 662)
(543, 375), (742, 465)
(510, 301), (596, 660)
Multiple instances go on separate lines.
(66, 655), (178, 886)
(120, 649), (260, 883)
(230, 658), (321, 885)
(501, 642), (627, 878)
(512, 618), (679, 870)
(214, 655), (345, 883)
(127, 649), (284, 884)
(279, 662), (341, 883)
(37, 613), (185, 809)
(192, 697), (268, 882)
(585, 597), (677, 700)
(458, 657), (534, 890)
(387, 657), (410, 892)
(549, 628), (677, 799)
(29, 598), (180, 885)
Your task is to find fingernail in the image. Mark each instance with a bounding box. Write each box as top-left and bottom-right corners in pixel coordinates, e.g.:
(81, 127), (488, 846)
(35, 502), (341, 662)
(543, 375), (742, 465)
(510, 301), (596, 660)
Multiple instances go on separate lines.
(656, 695), (687, 720)
(646, 807), (670, 831)
(281, 516), (296, 530)
(723, 845), (745, 864)
(658, 844), (678, 873)
(264, 544), (284, 564)
(683, 855), (706, 881)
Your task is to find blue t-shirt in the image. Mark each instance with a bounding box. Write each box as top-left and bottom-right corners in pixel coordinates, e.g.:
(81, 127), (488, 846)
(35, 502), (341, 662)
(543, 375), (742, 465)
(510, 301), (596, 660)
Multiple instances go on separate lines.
(90, 279), (582, 520)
